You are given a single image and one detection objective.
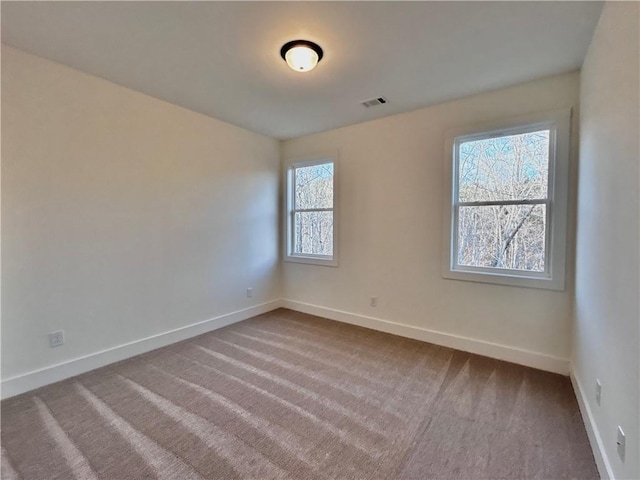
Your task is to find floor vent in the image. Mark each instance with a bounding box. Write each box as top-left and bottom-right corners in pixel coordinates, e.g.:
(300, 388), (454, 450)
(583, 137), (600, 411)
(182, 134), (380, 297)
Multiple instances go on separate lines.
(361, 97), (388, 108)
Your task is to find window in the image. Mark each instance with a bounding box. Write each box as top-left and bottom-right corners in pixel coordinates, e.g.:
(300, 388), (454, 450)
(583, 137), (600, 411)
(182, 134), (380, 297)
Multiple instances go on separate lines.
(284, 156), (338, 266)
(443, 109), (570, 290)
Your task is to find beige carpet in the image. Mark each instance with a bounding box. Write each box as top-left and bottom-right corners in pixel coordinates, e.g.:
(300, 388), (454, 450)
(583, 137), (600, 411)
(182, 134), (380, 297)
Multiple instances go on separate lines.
(1, 308), (597, 479)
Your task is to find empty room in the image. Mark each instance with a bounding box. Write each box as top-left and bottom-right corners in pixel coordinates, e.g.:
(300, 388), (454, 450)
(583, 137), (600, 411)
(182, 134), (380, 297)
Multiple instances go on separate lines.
(1, 1), (638, 479)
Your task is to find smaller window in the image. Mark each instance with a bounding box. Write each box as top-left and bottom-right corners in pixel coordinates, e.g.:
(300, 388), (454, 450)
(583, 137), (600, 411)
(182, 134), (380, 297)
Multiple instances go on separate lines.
(284, 156), (338, 266)
(443, 109), (571, 290)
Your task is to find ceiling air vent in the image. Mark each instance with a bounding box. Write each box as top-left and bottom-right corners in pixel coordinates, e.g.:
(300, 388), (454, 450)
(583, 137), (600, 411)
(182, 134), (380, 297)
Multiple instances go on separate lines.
(360, 97), (388, 108)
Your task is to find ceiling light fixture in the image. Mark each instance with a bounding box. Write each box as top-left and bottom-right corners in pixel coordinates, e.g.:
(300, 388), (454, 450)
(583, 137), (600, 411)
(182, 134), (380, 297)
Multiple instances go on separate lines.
(280, 40), (324, 73)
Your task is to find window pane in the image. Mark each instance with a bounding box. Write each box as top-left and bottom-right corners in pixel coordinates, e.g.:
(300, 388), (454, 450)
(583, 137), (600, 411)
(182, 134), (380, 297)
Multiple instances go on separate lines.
(294, 162), (334, 209)
(294, 211), (333, 256)
(458, 130), (549, 202)
(457, 204), (546, 271)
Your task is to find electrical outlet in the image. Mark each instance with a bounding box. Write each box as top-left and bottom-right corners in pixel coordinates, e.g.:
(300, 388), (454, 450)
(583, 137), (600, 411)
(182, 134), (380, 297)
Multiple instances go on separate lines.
(246, 288), (253, 298)
(617, 426), (625, 462)
(370, 296), (377, 307)
(49, 331), (64, 348)
(595, 379), (602, 406)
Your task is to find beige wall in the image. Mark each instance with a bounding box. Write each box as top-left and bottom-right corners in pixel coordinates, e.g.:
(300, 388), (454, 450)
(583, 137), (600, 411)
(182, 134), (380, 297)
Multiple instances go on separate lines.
(1, 46), (281, 380)
(573, 3), (639, 479)
(282, 72), (580, 365)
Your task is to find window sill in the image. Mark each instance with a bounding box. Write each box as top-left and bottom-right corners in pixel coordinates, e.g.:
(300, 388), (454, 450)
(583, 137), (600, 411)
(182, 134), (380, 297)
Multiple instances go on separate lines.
(443, 268), (565, 291)
(284, 255), (338, 267)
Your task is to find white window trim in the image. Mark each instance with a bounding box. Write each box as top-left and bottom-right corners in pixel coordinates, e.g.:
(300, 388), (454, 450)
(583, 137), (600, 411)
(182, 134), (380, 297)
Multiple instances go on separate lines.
(283, 152), (339, 267)
(442, 109), (571, 290)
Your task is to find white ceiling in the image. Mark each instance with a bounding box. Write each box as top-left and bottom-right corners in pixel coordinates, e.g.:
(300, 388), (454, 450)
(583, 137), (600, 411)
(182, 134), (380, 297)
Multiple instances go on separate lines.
(2, 1), (603, 139)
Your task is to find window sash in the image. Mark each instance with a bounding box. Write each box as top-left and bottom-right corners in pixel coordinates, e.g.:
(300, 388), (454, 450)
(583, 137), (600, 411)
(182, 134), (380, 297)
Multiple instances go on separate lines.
(453, 124), (554, 205)
(452, 200), (552, 277)
(289, 210), (334, 258)
(291, 162), (334, 211)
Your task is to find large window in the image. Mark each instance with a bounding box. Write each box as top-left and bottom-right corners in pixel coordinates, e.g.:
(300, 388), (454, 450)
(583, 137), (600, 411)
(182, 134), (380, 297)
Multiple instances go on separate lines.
(443, 110), (570, 289)
(285, 156), (337, 266)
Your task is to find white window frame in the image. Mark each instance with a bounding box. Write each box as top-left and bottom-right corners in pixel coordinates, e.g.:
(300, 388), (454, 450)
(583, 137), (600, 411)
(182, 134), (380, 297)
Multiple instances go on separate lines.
(442, 109), (571, 290)
(284, 153), (338, 267)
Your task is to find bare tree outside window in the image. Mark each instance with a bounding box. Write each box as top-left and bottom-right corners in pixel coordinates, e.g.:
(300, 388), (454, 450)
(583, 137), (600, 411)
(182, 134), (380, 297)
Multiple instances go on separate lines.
(456, 130), (550, 272)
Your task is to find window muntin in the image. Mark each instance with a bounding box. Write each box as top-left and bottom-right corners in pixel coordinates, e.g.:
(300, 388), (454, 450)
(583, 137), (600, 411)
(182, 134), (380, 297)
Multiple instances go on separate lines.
(286, 158), (337, 265)
(444, 110), (570, 290)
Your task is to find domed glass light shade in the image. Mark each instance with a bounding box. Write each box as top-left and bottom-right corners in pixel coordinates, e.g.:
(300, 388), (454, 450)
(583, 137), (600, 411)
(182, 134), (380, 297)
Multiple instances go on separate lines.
(280, 40), (324, 72)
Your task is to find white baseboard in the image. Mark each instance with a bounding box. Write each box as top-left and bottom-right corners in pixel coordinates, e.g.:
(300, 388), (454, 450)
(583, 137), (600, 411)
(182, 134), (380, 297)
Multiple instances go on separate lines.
(570, 369), (614, 480)
(281, 299), (569, 375)
(1, 299), (283, 400)
(1, 298), (570, 399)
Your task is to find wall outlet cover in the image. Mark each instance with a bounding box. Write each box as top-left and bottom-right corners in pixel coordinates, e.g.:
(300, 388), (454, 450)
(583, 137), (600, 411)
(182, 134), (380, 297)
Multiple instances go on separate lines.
(49, 331), (64, 348)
